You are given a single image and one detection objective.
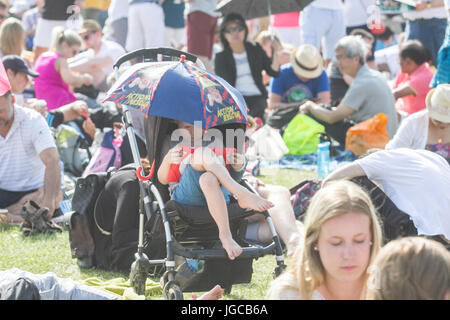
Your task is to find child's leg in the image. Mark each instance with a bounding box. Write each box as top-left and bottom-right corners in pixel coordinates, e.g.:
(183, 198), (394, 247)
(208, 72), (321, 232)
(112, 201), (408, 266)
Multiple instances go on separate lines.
(191, 148), (274, 212)
(199, 172), (242, 260)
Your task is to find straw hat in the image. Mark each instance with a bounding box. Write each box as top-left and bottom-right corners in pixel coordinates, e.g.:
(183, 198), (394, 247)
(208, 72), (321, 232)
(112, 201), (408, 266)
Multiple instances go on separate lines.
(290, 44), (323, 79)
(426, 84), (450, 123)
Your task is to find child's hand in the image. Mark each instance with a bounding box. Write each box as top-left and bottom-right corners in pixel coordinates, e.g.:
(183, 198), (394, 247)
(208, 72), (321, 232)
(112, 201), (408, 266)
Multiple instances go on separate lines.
(167, 146), (184, 164)
(227, 153), (245, 171)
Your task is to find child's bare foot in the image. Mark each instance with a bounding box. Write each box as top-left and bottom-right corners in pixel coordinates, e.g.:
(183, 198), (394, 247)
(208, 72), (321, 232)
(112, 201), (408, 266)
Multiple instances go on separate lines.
(237, 190), (274, 212)
(220, 234), (243, 260)
(195, 285), (223, 300)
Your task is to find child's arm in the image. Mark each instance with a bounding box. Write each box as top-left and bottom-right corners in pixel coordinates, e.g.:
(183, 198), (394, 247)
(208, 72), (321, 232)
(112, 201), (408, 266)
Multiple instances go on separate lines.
(157, 146), (183, 185)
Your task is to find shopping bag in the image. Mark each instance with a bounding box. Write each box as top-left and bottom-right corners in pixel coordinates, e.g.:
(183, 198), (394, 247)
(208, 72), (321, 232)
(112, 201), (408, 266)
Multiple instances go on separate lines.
(345, 113), (389, 157)
(246, 125), (289, 161)
(282, 114), (325, 155)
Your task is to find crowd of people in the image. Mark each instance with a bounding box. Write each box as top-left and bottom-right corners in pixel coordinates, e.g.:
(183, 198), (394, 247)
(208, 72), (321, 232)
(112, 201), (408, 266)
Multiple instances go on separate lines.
(0, 0), (449, 300)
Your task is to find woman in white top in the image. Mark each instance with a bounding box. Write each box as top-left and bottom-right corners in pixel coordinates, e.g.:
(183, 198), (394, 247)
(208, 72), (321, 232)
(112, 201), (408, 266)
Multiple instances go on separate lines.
(386, 84), (450, 163)
(266, 180), (383, 300)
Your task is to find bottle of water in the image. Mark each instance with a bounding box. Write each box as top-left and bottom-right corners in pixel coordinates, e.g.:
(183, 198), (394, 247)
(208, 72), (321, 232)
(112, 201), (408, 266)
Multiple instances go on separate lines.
(317, 141), (330, 179)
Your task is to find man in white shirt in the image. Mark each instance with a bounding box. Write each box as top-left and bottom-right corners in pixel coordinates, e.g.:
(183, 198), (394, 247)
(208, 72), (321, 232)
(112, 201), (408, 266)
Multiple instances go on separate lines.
(403, 0), (447, 66)
(323, 148), (450, 244)
(0, 61), (61, 224)
(69, 19), (126, 92)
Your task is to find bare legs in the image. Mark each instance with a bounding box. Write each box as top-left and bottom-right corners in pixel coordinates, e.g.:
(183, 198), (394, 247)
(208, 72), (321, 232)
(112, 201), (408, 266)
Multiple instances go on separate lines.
(247, 181), (304, 257)
(192, 147), (273, 260)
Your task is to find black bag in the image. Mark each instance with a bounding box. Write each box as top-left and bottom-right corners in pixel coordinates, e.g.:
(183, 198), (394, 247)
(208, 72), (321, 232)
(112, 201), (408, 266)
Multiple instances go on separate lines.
(0, 277), (41, 300)
(71, 172), (109, 216)
(69, 171), (111, 268)
(266, 105), (300, 130)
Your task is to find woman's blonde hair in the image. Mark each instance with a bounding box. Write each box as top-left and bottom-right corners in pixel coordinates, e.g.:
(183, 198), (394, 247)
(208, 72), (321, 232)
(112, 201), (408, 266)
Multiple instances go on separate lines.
(288, 180), (383, 299)
(0, 17), (25, 56)
(50, 27), (82, 53)
(366, 237), (450, 300)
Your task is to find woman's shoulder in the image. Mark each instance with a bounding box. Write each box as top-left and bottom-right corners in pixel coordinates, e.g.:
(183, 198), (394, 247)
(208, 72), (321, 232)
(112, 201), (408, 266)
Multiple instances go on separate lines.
(265, 272), (301, 300)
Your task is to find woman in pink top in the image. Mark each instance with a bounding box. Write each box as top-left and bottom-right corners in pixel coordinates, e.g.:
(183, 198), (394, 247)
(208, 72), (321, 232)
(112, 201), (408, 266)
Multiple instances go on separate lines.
(392, 40), (434, 116)
(34, 27), (93, 110)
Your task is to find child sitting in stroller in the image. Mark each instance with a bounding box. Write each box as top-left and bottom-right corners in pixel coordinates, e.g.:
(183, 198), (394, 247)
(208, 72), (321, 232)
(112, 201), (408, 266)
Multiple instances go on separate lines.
(157, 120), (274, 260)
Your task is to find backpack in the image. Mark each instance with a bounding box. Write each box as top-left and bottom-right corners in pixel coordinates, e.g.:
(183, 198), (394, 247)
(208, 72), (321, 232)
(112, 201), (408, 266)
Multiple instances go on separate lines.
(68, 165), (143, 270)
(54, 123), (91, 177)
(82, 130), (122, 177)
(290, 179), (322, 219)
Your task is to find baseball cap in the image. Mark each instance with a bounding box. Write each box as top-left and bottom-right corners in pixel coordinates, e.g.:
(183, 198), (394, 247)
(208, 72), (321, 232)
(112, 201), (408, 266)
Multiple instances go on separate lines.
(2, 55), (39, 78)
(0, 60), (11, 96)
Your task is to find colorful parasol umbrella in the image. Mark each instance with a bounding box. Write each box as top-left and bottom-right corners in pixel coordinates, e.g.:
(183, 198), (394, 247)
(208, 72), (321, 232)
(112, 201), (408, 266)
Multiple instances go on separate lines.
(103, 59), (248, 130)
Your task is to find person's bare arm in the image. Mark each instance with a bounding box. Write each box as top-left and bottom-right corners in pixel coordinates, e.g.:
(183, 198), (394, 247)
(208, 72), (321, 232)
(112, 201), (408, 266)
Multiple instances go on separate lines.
(157, 147), (183, 185)
(69, 55), (112, 73)
(392, 84), (416, 100)
(39, 147), (61, 217)
(56, 57), (93, 88)
(58, 100), (89, 122)
(415, 0), (444, 11)
(322, 162), (366, 187)
(317, 91), (330, 105)
(268, 92), (303, 110)
(299, 101), (355, 124)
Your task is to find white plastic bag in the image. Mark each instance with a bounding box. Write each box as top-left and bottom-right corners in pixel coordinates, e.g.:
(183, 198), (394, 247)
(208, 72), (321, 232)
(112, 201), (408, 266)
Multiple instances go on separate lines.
(246, 125), (289, 161)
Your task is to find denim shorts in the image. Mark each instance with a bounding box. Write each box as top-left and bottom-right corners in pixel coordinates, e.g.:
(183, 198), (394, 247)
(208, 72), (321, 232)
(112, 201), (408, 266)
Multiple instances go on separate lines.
(171, 165), (231, 207)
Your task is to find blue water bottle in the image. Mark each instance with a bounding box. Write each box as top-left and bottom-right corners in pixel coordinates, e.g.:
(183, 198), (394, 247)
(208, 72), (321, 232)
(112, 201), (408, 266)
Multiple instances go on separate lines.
(317, 141), (330, 179)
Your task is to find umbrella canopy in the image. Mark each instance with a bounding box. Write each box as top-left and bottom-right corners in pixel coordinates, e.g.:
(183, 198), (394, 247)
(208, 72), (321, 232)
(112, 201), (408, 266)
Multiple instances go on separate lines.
(103, 60), (248, 130)
(216, 0), (312, 21)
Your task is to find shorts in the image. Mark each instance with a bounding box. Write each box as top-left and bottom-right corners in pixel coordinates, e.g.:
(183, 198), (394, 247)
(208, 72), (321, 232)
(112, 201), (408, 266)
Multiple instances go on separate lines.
(165, 27), (186, 49)
(186, 11), (217, 59)
(0, 188), (38, 209)
(171, 165), (231, 207)
(34, 18), (67, 49)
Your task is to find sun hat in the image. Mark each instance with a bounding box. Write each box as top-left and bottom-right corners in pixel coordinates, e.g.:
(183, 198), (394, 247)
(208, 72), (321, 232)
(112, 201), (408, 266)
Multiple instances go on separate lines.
(350, 28), (375, 43)
(425, 84), (450, 123)
(0, 60), (11, 96)
(290, 44), (323, 79)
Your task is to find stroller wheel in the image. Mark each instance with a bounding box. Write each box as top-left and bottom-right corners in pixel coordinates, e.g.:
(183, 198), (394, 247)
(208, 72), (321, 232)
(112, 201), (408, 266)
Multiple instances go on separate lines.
(163, 281), (183, 300)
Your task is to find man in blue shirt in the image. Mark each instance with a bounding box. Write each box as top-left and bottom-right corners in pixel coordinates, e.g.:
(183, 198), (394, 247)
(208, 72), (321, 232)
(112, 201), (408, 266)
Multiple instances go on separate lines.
(268, 44), (330, 111)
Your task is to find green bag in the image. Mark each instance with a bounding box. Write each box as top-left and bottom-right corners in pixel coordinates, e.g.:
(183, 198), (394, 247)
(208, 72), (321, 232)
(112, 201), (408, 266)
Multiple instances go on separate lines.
(282, 114), (325, 155)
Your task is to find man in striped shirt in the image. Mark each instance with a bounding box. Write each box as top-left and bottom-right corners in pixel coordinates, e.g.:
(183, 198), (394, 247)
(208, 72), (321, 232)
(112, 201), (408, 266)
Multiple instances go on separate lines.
(0, 61), (61, 224)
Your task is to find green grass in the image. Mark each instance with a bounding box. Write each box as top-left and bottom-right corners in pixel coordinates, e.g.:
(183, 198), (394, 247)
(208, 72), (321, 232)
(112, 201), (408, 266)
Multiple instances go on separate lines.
(0, 168), (316, 300)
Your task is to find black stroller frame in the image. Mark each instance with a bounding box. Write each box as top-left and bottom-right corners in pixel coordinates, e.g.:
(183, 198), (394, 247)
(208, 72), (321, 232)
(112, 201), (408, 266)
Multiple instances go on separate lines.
(113, 48), (286, 299)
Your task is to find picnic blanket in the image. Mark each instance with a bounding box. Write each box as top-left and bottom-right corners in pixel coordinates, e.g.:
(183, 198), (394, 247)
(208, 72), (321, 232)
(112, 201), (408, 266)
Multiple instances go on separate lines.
(248, 148), (358, 173)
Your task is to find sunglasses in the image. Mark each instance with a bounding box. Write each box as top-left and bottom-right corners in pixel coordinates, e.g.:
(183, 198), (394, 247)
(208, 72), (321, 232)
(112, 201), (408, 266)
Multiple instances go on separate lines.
(82, 32), (94, 41)
(225, 26), (244, 34)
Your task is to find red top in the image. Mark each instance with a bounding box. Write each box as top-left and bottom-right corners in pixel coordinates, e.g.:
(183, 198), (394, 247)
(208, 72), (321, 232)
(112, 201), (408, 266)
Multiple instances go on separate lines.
(167, 146), (237, 182)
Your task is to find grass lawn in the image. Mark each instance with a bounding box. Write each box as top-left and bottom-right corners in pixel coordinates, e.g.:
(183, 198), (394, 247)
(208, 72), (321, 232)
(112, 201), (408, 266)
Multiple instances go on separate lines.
(0, 168), (316, 300)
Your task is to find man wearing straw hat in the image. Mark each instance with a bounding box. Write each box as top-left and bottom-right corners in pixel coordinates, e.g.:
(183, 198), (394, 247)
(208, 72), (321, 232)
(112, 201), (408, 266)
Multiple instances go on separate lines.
(268, 44), (330, 113)
(299, 35), (398, 145)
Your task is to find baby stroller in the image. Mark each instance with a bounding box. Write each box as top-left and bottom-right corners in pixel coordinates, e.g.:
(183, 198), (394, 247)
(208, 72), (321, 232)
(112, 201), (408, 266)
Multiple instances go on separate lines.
(107, 48), (286, 299)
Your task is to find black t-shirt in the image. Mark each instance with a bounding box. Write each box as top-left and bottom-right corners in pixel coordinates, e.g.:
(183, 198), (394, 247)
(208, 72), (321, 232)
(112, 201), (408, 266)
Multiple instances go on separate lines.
(42, 0), (75, 21)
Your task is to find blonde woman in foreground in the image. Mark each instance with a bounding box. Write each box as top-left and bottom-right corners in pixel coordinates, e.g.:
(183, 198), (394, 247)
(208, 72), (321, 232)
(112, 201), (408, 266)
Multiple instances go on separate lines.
(266, 180), (383, 300)
(366, 237), (450, 300)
